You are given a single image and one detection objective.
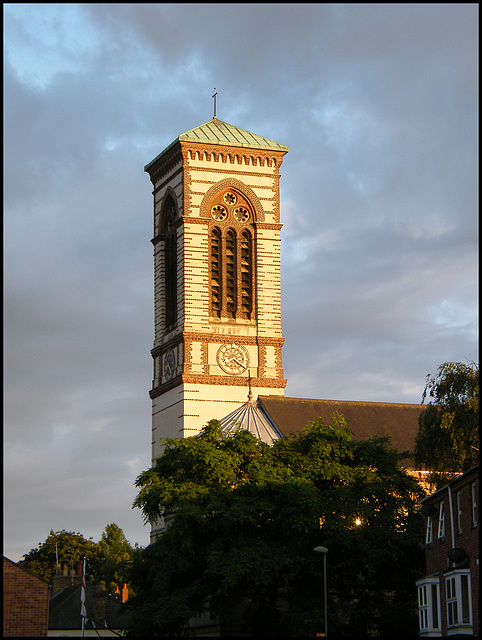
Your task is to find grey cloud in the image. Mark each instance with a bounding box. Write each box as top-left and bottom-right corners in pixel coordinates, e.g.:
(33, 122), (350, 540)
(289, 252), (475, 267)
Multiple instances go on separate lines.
(4, 3), (477, 562)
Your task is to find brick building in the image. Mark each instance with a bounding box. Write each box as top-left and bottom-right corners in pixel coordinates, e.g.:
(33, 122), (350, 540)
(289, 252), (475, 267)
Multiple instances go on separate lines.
(3, 556), (50, 637)
(416, 465), (479, 636)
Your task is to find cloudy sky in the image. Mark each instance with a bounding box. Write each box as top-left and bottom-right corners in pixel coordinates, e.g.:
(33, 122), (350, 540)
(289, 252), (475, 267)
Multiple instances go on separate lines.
(4, 4), (478, 562)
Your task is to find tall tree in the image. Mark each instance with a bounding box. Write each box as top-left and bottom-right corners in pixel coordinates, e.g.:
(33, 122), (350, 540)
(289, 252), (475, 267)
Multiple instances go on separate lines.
(98, 523), (136, 592)
(18, 530), (101, 585)
(126, 417), (425, 637)
(415, 362), (479, 482)
(18, 524), (137, 592)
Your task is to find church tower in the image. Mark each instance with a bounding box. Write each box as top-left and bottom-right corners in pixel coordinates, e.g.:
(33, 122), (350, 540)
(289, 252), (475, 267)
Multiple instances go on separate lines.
(145, 115), (288, 462)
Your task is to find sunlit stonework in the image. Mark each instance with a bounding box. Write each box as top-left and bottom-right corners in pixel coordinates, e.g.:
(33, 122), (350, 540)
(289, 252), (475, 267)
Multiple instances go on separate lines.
(145, 117), (289, 542)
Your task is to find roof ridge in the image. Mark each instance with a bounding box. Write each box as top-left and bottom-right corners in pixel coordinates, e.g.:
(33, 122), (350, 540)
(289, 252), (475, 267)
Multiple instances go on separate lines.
(259, 396), (423, 408)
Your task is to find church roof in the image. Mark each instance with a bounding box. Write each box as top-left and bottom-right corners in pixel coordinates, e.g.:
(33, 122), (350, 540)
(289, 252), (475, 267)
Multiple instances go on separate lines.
(179, 118), (289, 152)
(145, 118), (288, 170)
(220, 397), (283, 445)
(258, 396), (425, 467)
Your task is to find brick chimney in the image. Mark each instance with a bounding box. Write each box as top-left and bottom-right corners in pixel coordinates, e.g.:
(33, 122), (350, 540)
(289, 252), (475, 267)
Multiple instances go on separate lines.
(50, 565), (82, 597)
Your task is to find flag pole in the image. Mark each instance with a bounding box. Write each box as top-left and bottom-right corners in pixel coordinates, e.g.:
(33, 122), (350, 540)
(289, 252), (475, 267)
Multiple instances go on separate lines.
(81, 557), (86, 637)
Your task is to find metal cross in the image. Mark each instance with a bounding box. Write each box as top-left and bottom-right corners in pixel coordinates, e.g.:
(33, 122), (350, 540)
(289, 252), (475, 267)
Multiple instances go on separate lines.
(212, 87), (218, 119)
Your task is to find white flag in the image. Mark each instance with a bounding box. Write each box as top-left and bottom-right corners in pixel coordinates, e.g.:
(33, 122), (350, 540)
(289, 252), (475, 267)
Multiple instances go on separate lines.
(80, 559), (87, 618)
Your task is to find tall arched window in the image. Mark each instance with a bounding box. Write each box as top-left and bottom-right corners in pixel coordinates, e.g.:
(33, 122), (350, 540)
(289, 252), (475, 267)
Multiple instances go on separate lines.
(225, 229), (237, 318)
(240, 230), (252, 317)
(211, 227), (222, 318)
(163, 197), (177, 329)
(208, 190), (255, 320)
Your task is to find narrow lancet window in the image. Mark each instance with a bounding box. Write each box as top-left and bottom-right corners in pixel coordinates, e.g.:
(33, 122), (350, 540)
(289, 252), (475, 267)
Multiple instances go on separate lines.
(240, 230), (252, 317)
(226, 229), (237, 318)
(211, 228), (222, 318)
(163, 197), (177, 329)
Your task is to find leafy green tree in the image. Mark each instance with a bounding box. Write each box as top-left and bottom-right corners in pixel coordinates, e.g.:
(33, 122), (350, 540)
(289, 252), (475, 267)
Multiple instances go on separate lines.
(98, 522), (136, 593)
(415, 362), (479, 483)
(18, 524), (137, 593)
(126, 417), (425, 637)
(18, 530), (101, 585)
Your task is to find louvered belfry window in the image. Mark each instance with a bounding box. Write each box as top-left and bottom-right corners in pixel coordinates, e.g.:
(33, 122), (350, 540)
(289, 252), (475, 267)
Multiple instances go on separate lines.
(210, 227), (222, 317)
(209, 190), (255, 320)
(225, 229), (237, 317)
(163, 196), (177, 329)
(240, 230), (252, 316)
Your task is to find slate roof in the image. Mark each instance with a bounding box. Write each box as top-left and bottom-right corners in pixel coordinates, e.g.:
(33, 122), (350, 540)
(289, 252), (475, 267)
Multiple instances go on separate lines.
(49, 582), (129, 631)
(258, 396), (425, 467)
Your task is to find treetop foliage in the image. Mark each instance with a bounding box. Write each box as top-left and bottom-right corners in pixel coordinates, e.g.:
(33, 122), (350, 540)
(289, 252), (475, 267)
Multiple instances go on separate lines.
(128, 415), (425, 637)
(18, 529), (101, 585)
(415, 361), (479, 480)
(18, 523), (136, 592)
(421, 361), (478, 410)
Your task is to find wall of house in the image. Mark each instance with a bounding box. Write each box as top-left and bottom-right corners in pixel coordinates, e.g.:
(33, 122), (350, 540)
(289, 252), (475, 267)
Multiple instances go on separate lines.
(3, 557), (50, 637)
(421, 468), (479, 637)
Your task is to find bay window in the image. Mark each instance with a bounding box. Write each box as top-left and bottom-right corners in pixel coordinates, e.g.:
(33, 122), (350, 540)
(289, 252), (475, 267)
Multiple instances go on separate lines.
(445, 570), (472, 635)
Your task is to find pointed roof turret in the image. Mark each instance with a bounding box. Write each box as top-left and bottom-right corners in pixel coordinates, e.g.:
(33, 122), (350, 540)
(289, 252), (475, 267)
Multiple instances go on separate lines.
(179, 118), (289, 152)
(219, 394), (283, 445)
(145, 118), (288, 171)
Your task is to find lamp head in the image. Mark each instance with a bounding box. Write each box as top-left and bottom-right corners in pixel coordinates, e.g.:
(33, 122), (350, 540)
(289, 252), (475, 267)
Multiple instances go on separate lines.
(313, 546), (328, 554)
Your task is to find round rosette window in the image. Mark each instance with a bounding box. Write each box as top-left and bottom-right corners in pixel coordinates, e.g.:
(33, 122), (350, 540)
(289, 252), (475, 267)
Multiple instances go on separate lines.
(223, 192), (237, 205)
(211, 205), (228, 221)
(234, 207), (250, 223)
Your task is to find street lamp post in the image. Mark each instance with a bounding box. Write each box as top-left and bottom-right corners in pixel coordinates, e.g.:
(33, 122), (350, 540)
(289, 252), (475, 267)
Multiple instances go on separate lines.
(313, 546), (328, 637)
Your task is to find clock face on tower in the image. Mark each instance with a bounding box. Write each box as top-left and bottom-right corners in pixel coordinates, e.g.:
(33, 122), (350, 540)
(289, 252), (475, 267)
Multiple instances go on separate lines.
(163, 349), (176, 380)
(216, 343), (250, 375)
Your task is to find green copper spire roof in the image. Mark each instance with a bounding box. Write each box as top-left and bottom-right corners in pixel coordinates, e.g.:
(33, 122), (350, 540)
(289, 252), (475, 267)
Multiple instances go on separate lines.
(144, 117), (289, 171)
(145, 118), (288, 171)
(179, 118), (289, 152)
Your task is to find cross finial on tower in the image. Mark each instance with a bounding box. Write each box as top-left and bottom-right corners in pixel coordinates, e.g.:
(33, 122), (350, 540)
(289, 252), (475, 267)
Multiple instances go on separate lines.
(212, 87), (218, 119)
(247, 371), (253, 403)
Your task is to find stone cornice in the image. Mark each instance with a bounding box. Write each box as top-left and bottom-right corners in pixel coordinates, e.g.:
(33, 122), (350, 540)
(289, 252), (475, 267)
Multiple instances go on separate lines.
(153, 218), (283, 232)
(151, 334), (285, 358)
(151, 335), (184, 359)
(255, 222), (283, 231)
(180, 141), (286, 170)
(149, 374), (287, 399)
(182, 374), (287, 388)
(182, 332), (285, 347)
(145, 144), (183, 185)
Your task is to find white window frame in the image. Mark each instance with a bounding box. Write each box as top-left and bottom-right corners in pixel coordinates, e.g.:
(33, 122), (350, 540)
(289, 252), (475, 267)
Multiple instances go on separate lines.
(425, 515), (433, 544)
(456, 491), (462, 534)
(445, 570), (473, 636)
(437, 501), (445, 539)
(416, 577), (441, 636)
(471, 483), (477, 527)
